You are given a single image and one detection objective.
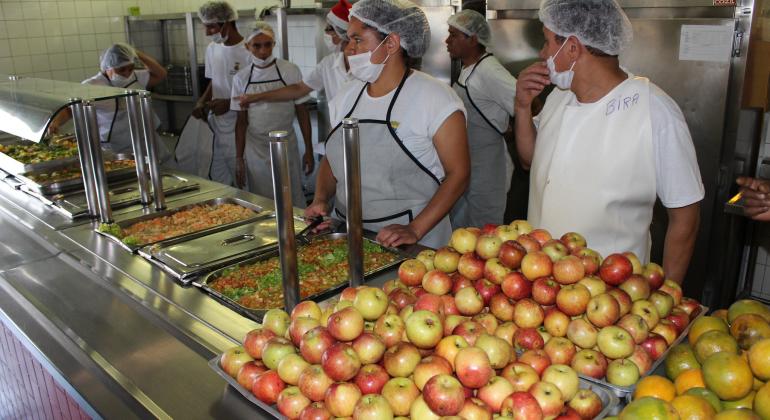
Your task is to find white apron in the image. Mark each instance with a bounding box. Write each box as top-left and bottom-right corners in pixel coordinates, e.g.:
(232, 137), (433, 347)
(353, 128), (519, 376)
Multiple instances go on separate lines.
(325, 71), (452, 249)
(528, 76), (656, 262)
(174, 115), (214, 178)
(242, 60), (306, 207)
(99, 74), (163, 156)
(450, 54), (514, 228)
(208, 110), (238, 186)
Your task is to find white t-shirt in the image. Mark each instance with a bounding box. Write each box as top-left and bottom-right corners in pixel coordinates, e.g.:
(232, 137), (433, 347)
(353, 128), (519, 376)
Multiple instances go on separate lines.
(302, 51), (352, 101)
(458, 55), (516, 132)
(205, 41), (252, 99)
(230, 58), (309, 111)
(534, 78), (704, 209)
(82, 70), (150, 143)
(329, 70), (466, 180)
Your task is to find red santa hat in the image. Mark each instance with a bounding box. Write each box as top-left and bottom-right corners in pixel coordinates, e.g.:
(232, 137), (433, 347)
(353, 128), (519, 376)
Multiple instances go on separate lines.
(326, 0), (352, 32)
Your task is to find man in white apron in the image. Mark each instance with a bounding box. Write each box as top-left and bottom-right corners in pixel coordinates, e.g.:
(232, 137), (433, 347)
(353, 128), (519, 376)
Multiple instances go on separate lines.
(446, 10), (517, 228)
(306, 0), (470, 249)
(231, 21), (314, 207)
(514, 0), (704, 283)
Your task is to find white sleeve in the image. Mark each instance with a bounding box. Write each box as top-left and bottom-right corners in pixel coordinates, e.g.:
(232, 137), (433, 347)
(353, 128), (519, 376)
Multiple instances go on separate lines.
(483, 64), (517, 116)
(651, 88), (705, 208)
(135, 70), (151, 88)
(425, 80), (466, 139)
(281, 62), (310, 105)
(230, 70), (246, 111)
(204, 45), (214, 79)
(302, 60), (326, 92)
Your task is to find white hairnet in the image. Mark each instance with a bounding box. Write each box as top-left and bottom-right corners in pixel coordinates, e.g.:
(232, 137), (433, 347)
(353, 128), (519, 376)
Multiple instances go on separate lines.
(198, 1), (238, 25)
(350, 0), (431, 58)
(327, 19), (349, 41)
(539, 0), (632, 56)
(99, 43), (136, 72)
(448, 10), (491, 47)
(246, 20), (275, 42)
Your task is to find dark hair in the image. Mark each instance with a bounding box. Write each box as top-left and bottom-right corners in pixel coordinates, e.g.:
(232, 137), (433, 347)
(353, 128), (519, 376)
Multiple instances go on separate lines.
(554, 34), (615, 58)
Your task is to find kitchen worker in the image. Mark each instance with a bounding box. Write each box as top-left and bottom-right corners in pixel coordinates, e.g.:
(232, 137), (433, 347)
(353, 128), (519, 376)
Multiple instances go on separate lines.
(446, 9), (517, 228)
(193, 1), (252, 186)
(230, 21), (314, 206)
(736, 177), (770, 221)
(235, 0), (353, 110)
(515, 0), (704, 283)
(306, 0), (470, 248)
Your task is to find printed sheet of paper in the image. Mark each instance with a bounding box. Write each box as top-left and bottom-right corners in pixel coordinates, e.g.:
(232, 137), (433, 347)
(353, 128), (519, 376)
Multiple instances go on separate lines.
(679, 24), (734, 63)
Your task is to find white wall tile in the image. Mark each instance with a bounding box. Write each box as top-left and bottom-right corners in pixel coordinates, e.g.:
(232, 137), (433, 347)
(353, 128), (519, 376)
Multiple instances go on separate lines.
(26, 20), (44, 38)
(0, 58), (15, 74)
(5, 21), (27, 38)
(0, 40), (9, 58)
(31, 54), (51, 72)
(62, 36), (81, 53)
(46, 36), (65, 53)
(61, 19), (80, 36)
(40, 2), (60, 19)
(33, 71), (53, 79)
(92, 1), (109, 17)
(51, 70), (69, 80)
(4, 3), (24, 21)
(65, 52), (84, 69)
(22, 2), (43, 20)
(80, 34), (97, 51)
(14, 56), (33, 74)
(49, 53), (69, 70)
(58, 1), (77, 19)
(27, 38), (48, 55)
(111, 1), (128, 16)
(44, 19), (62, 36)
(93, 17), (111, 33)
(78, 17), (96, 34)
(9, 39), (29, 56)
(75, 1), (93, 18)
(0, 21), (7, 39)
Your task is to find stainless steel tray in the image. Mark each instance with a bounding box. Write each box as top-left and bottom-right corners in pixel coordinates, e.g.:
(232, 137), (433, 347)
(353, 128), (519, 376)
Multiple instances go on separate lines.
(579, 304), (709, 401)
(16, 158), (137, 195)
(0, 135), (92, 174)
(95, 197), (271, 252)
(196, 232), (409, 322)
(208, 357), (619, 419)
(138, 216), (309, 284)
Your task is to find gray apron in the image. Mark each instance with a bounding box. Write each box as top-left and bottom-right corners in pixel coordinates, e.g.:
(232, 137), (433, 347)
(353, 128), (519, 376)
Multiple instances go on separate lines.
(243, 60), (306, 207)
(450, 54), (509, 227)
(325, 71), (452, 249)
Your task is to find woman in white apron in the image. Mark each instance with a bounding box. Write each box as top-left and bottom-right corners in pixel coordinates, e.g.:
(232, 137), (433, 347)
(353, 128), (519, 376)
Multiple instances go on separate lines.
(306, 0), (470, 249)
(231, 22), (314, 207)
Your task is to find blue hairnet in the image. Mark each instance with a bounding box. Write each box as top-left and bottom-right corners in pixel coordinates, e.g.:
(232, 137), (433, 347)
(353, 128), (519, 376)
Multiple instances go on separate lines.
(539, 0), (632, 56)
(198, 1), (238, 25)
(350, 0), (431, 58)
(448, 10), (491, 47)
(99, 43), (136, 72)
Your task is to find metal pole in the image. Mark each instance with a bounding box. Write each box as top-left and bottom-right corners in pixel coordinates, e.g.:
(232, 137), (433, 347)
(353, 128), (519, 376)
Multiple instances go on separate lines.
(270, 130), (300, 313)
(342, 118), (364, 287)
(69, 99), (99, 217)
(125, 92), (151, 205)
(276, 7), (289, 60)
(185, 12), (201, 100)
(138, 92), (165, 210)
(82, 101), (113, 223)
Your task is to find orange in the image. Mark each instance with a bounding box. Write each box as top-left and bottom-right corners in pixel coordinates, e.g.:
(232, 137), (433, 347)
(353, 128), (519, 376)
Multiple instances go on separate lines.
(620, 397), (680, 420)
(689, 316), (729, 346)
(671, 395), (717, 420)
(676, 369), (706, 395)
(702, 352), (754, 402)
(748, 338), (770, 381)
(634, 375), (677, 402)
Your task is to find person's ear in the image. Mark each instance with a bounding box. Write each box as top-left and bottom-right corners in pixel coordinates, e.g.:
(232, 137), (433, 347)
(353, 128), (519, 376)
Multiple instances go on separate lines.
(386, 33), (401, 54)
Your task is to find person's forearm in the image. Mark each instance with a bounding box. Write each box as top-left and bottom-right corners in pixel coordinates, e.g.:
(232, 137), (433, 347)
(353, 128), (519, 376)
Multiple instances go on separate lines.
(662, 203), (701, 284)
(199, 82), (213, 105)
(410, 171), (469, 240)
(261, 83), (313, 103)
(313, 158), (336, 204)
(235, 111), (247, 158)
(136, 51), (167, 86)
(514, 105), (536, 169)
(295, 105), (313, 152)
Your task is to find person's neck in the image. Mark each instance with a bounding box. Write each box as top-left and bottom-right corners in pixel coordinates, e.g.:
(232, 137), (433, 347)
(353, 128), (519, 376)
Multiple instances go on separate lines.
(571, 59), (627, 103)
(461, 48), (486, 68)
(224, 31), (243, 46)
(368, 60), (408, 98)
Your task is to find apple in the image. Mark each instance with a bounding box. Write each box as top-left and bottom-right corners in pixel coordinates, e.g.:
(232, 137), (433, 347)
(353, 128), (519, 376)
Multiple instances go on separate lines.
(544, 336), (577, 365)
(451, 228), (479, 253)
(321, 342), (361, 382)
(381, 377), (419, 416)
(444, 314), (469, 336)
(560, 232), (587, 252)
(616, 314), (649, 344)
(597, 326), (635, 359)
(455, 347), (494, 389)
(252, 370), (286, 404)
(519, 349), (551, 376)
(542, 364), (579, 401)
(353, 394), (394, 420)
(476, 234), (504, 260)
(292, 301), (322, 321)
(501, 362), (540, 393)
(500, 391), (543, 420)
(538, 325), (552, 344)
(565, 318), (598, 349)
(416, 249), (436, 271)
(665, 308), (690, 335)
(351, 332), (385, 364)
(489, 293), (515, 322)
(627, 344), (653, 375)
(422, 270), (453, 296)
(237, 360), (267, 390)
(483, 258), (511, 285)
(530, 381), (564, 418)
(354, 287), (389, 321)
(458, 252), (485, 281)
(659, 279), (683, 305)
(409, 395), (441, 420)
(388, 288), (416, 310)
(514, 327), (545, 351)
(413, 355), (453, 391)
(320, 303), (336, 327)
(606, 359), (639, 387)
(456, 397), (492, 420)
(383, 342), (421, 377)
(423, 374), (466, 416)
(586, 292), (620, 327)
(640, 333), (668, 360)
(649, 290), (675, 318)
(473, 314), (499, 336)
(262, 337), (297, 370)
(277, 386), (311, 419)
(374, 313), (405, 348)
(354, 363), (389, 394)
(327, 306), (364, 342)
(263, 309), (291, 337)
(494, 224), (519, 242)
(414, 293), (445, 315)
(406, 310), (443, 349)
(544, 309), (570, 337)
(556, 284), (591, 316)
(501, 272), (532, 300)
(300, 326), (337, 365)
(455, 287), (484, 316)
(521, 251), (553, 280)
(568, 389), (603, 419)
(476, 333), (512, 369)
(651, 319), (678, 345)
(530, 228), (553, 246)
(398, 258), (428, 287)
(243, 328), (276, 359)
(623, 251), (643, 275)
(619, 274), (651, 302)
(513, 298), (544, 329)
(532, 277), (561, 306)
(577, 275), (606, 297)
(553, 255), (585, 285)
(382, 278), (405, 295)
(570, 349), (608, 379)
(477, 376), (515, 413)
(434, 246), (461, 273)
(441, 294), (459, 316)
(277, 353), (310, 386)
(474, 278), (501, 306)
(608, 288), (633, 316)
(509, 219), (533, 235)
(435, 335), (470, 370)
(454, 320), (485, 346)
(290, 317), (321, 346)
(451, 272), (474, 294)
(574, 247), (602, 276)
(631, 299), (660, 329)
(642, 262), (665, 290)
(499, 240), (527, 269)
(324, 382), (361, 418)
(678, 297), (702, 318)
(298, 401), (331, 420)
(543, 239), (570, 262)
(495, 321), (518, 345)
(516, 234), (541, 253)
(599, 253), (633, 286)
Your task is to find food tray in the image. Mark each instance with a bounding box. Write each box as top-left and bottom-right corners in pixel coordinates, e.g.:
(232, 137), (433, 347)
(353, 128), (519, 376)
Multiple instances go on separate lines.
(94, 197), (271, 253)
(16, 157), (137, 195)
(578, 304), (708, 401)
(196, 232), (409, 322)
(207, 357), (619, 419)
(139, 216), (309, 285)
(0, 135), (91, 174)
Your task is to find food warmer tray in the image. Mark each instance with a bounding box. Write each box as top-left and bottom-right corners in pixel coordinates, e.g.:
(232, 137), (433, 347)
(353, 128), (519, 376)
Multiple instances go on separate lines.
(196, 232), (409, 322)
(15, 156), (137, 196)
(578, 304), (708, 401)
(95, 197), (271, 253)
(138, 216), (309, 285)
(0, 135), (115, 174)
(207, 357), (619, 419)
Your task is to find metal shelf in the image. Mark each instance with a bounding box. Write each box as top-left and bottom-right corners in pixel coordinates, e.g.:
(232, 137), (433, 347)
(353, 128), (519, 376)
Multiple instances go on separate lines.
(153, 93), (196, 103)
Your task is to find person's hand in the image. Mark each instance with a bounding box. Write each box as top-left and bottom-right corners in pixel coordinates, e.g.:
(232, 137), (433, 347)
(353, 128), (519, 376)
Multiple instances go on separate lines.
(515, 61), (551, 111)
(234, 94), (260, 108)
(235, 157), (246, 189)
(304, 200), (332, 232)
(303, 151), (315, 175)
(376, 224), (420, 248)
(737, 176), (770, 221)
(210, 99), (230, 116)
(192, 101), (208, 119)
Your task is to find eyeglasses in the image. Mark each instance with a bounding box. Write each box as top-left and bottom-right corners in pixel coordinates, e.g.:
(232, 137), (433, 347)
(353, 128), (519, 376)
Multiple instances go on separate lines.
(324, 26), (336, 34)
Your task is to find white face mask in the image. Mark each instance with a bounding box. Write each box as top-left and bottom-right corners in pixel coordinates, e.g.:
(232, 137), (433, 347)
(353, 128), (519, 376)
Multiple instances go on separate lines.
(208, 26), (228, 44)
(323, 33), (339, 52)
(348, 37), (390, 83)
(546, 39), (576, 90)
(252, 54), (274, 67)
(109, 72), (135, 87)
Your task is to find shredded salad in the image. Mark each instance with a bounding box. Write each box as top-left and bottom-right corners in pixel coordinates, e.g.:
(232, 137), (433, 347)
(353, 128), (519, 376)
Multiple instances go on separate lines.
(26, 159), (135, 184)
(0, 137), (78, 163)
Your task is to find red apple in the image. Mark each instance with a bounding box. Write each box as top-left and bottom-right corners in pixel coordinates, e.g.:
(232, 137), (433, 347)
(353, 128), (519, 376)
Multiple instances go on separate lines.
(642, 262), (665, 290)
(278, 386), (311, 419)
(678, 297), (702, 319)
(640, 333), (668, 360)
(586, 292), (620, 327)
(533, 277), (561, 306)
(451, 228), (479, 254)
(398, 258), (428, 286)
(530, 229), (553, 246)
(373, 313), (405, 348)
(570, 349), (608, 379)
(414, 293), (445, 315)
(519, 349), (551, 376)
(651, 319), (678, 345)
(298, 401), (331, 420)
(514, 327), (545, 351)
(616, 313), (650, 344)
(381, 377), (419, 416)
(516, 234), (542, 253)
(631, 299), (660, 329)
(502, 272), (532, 300)
(566, 317), (598, 349)
(502, 362), (540, 392)
(405, 310), (443, 349)
(416, 249), (436, 271)
(263, 308), (291, 337)
(474, 278), (501, 306)
(444, 314), (468, 336)
(477, 375), (515, 413)
(388, 287), (416, 310)
(476, 234), (504, 260)
(568, 389), (603, 419)
(413, 355), (453, 390)
(252, 370), (286, 404)
(553, 255), (585, 285)
(493, 224), (517, 241)
(544, 336), (577, 365)
(434, 246), (461, 273)
(382, 278), (406, 294)
(543, 239), (570, 262)
(500, 391), (543, 420)
(458, 252), (485, 281)
(499, 240), (527, 269)
(354, 363), (389, 394)
(353, 394), (393, 419)
(441, 294), (459, 316)
(649, 290), (675, 318)
(277, 353), (310, 386)
(521, 251), (553, 280)
(327, 307), (364, 342)
(619, 274), (651, 302)
(290, 317), (321, 346)
(237, 361), (267, 390)
(489, 293), (516, 322)
(422, 269), (452, 296)
(300, 326), (337, 365)
(321, 342), (361, 382)
(383, 342), (421, 377)
(608, 288), (633, 316)
(495, 321), (518, 345)
(243, 328), (276, 359)
(623, 251), (643, 274)
(530, 381), (564, 418)
(455, 287), (484, 316)
(627, 344), (653, 375)
(476, 333), (513, 369)
(556, 284), (591, 316)
(262, 337), (296, 370)
(221, 346), (255, 378)
(665, 308), (690, 335)
(423, 374), (467, 416)
(597, 325), (635, 359)
(577, 275), (606, 297)
(324, 382), (361, 418)
(599, 253), (633, 286)
(454, 320), (484, 346)
(514, 298), (545, 329)
(560, 232), (587, 253)
(542, 364), (579, 401)
(339, 287), (358, 302)
(455, 346), (494, 389)
(435, 335), (469, 370)
(544, 309), (570, 337)
(352, 332), (385, 364)
(483, 257), (511, 285)
(574, 247), (602, 276)
(451, 272), (474, 294)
